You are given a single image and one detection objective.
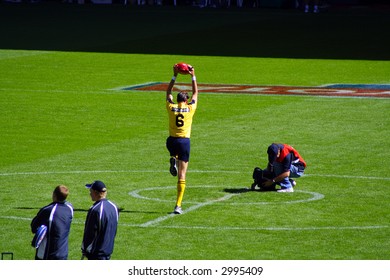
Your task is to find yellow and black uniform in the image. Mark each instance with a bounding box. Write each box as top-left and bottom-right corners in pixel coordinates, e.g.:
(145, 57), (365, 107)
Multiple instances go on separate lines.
(165, 65), (198, 214)
(166, 99), (196, 162)
(166, 99), (197, 209)
(167, 100), (197, 138)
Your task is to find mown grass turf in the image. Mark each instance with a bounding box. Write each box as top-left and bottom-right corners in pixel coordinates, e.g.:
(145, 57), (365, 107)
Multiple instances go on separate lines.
(0, 49), (389, 260)
(0, 2), (389, 261)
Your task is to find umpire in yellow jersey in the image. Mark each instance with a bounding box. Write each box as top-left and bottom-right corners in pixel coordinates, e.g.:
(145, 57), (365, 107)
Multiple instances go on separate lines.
(166, 64), (198, 214)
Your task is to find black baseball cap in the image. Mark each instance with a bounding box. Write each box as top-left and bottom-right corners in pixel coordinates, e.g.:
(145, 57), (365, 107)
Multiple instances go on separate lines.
(267, 143), (280, 163)
(85, 180), (107, 192)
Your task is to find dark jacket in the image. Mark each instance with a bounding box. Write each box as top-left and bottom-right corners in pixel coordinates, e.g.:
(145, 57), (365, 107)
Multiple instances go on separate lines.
(82, 199), (119, 260)
(31, 201), (74, 260)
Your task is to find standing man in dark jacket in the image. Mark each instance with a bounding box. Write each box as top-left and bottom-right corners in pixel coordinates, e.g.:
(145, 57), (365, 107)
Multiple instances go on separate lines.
(31, 185), (74, 260)
(82, 180), (119, 260)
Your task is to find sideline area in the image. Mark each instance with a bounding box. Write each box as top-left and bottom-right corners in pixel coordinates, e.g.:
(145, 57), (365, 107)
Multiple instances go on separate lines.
(1, 1), (389, 60)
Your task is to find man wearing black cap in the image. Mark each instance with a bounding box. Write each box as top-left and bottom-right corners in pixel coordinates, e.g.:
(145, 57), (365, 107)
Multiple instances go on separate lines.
(82, 180), (119, 260)
(262, 143), (307, 193)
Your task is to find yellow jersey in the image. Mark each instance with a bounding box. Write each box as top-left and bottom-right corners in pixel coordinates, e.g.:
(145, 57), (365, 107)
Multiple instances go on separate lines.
(166, 100), (197, 138)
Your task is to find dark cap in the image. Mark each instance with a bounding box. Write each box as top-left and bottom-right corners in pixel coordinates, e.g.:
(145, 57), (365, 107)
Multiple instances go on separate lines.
(85, 180), (107, 192)
(267, 143), (280, 163)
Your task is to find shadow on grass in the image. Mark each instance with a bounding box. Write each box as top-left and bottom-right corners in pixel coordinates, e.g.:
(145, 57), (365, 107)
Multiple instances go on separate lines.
(223, 188), (277, 193)
(223, 188), (251, 193)
(15, 206), (162, 214)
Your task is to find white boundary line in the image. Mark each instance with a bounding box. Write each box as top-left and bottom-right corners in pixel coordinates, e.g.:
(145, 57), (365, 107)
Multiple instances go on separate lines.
(1, 215), (387, 232)
(1, 169), (389, 232)
(129, 186), (325, 205)
(304, 174), (390, 180)
(0, 170), (389, 181)
(133, 186), (324, 227)
(132, 187), (325, 227)
(139, 193), (237, 228)
(126, 224), (390, 231)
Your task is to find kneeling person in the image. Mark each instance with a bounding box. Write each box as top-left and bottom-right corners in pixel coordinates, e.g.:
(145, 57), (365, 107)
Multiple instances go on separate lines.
(252, 143), (306, 193)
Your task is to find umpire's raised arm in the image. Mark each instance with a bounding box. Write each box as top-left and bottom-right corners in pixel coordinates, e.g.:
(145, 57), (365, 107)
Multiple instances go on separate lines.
(189, 66), (198, 103)
(166, 65), (179, 102)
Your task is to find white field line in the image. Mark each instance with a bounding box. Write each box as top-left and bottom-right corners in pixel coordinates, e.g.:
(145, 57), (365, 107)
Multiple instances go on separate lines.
(2, 170), (389, 231)
(129, 187), (325, 205)
(3, 188), (387, 232)
(139, 193), (237, 227)
(1, 215), (387, 232)
(0, 170), (389, 181)
(304, 174), (390, 180)
(132, 188), (325, 227)
(127, 224), (390, 231)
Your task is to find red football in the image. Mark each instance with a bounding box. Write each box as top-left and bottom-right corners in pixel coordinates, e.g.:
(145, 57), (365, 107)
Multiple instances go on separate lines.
(175, 62), (192, 75)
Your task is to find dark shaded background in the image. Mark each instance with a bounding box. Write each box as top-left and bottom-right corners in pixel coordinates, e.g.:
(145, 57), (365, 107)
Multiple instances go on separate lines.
(0, 1), (389, 60)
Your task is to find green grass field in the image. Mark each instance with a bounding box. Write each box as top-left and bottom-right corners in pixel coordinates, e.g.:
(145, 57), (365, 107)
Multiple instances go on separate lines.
(0, 3), (390, 261)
